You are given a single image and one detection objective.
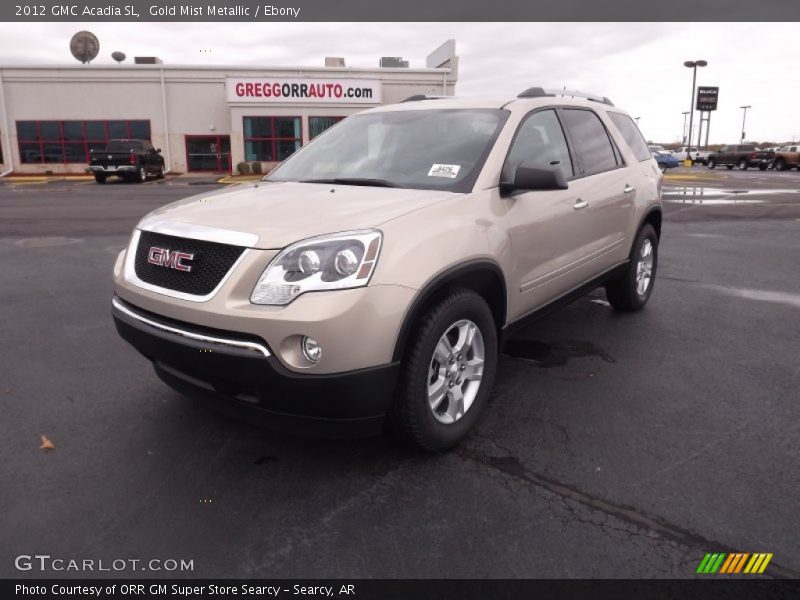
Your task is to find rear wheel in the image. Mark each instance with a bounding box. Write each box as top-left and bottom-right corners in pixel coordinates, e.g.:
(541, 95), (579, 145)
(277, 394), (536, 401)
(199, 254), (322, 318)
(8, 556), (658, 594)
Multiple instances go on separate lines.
(758, 163), (767, 171)
(707, 158), (716, 169)
(605, 224), (658, 312)
(137, 166), (147, 183)
(94, 174), (106, 184)
(389, 289), (498, 451)
(156, 165), (165, 179)
(738, 158), (748, 170)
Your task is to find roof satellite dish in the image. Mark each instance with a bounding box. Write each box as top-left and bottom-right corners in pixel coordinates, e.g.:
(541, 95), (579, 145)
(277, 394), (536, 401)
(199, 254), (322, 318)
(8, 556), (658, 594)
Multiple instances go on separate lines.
(111, 51), (126, 64)
(70, 31), (100, 64)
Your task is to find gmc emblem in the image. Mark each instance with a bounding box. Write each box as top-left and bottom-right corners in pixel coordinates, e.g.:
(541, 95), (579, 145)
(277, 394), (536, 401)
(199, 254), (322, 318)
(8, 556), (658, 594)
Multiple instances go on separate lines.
(147, 247), (194, 272)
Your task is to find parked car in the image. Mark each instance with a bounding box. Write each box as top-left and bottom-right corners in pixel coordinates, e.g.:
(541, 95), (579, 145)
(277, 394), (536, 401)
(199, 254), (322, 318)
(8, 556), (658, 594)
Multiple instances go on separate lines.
(649, 145), (673, 155)
(771, 145), (800, 171)
(653, 150), (679, 171)
(706, 144), (774, 170)
(111, 88), (662, 451)
(673, 146), (710, 165)
(88, 139), (165, 184)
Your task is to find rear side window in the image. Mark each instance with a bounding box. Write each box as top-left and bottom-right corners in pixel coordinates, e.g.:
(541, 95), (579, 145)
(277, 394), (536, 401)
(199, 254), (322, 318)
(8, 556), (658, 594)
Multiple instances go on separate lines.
(561, 109), (620, 176)
(608, 113), (651, 162)
(504, 109), (574, 181)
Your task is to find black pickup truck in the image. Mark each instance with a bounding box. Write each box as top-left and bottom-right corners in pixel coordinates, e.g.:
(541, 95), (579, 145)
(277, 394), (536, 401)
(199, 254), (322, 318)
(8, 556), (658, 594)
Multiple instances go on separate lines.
(706, 144), (775, 171)
(88, 139), (165, 183)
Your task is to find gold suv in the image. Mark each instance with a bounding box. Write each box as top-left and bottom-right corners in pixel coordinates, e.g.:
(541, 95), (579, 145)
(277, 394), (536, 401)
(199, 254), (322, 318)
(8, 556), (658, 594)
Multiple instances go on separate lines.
(112, 88), (662, 450)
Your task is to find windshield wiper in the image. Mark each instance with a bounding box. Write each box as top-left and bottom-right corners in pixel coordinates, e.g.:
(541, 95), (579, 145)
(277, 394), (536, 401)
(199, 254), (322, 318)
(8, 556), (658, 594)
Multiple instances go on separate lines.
(299, 177), (406, 188)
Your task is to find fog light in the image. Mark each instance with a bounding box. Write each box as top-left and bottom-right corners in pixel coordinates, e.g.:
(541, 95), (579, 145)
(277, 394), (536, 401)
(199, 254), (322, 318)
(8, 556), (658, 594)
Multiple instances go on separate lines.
(301, 336), (322, 363)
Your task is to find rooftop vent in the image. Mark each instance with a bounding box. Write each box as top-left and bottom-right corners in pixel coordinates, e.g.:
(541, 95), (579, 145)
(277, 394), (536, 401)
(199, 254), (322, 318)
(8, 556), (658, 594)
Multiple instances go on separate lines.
(134, 56), (163, 65)
(325, 57), (346, 67)
(380, 57), (409, 68)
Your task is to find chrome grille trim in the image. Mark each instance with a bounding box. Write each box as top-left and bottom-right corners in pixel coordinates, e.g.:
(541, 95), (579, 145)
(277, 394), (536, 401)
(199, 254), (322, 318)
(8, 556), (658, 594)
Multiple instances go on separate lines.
(123, 228), (250, 303)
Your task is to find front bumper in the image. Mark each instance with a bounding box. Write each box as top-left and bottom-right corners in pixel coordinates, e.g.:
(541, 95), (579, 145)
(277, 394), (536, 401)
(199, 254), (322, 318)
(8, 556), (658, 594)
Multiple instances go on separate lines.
(112, 296), (400, 437)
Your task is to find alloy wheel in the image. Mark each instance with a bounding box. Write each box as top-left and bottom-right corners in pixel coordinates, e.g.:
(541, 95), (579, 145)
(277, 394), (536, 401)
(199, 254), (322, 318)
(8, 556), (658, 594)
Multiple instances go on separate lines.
(636, 239), (654, 297)
(427, 319), (485, 424)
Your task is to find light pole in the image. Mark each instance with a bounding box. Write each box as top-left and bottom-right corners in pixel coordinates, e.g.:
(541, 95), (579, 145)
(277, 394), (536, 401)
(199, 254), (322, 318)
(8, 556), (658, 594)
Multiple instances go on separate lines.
(684, 60), (707, 159)
(740, 105), (751, 142)
(682, 111), (689, 144)
(635, 116), (641, 125)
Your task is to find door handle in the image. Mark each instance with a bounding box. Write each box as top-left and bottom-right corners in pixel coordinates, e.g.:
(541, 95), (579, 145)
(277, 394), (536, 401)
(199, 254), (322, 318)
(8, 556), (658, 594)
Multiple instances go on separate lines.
(624, 184), (635, 194)
(573, 199), (589, 210)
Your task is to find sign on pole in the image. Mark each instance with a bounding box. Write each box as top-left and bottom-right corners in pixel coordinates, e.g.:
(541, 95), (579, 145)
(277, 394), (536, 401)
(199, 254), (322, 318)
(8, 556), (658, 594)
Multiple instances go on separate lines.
(696, 86), (719, 111)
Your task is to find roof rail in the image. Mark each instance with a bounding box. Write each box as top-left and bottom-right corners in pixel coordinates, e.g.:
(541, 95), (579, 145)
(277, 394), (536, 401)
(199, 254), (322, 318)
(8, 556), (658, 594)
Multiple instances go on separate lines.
(517, 87), (614, 106)
(401, 94), (449, 102)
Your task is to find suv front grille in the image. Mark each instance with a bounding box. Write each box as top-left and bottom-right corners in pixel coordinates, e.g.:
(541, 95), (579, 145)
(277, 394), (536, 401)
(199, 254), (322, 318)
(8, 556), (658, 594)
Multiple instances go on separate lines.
(134, 230), (245, 296)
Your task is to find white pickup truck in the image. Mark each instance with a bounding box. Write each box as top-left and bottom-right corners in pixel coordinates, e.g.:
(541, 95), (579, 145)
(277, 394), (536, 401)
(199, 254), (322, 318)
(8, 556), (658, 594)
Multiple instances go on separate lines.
(673, 146), (711, 165)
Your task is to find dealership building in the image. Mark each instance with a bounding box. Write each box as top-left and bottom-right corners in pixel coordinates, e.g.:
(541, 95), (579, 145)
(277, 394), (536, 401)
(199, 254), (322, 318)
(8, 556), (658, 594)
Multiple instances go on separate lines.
(0, 40), (457, 175)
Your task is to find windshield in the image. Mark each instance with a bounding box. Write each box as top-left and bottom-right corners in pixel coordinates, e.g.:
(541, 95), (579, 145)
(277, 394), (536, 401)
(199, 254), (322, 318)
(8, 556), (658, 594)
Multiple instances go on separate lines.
(267, 108), (509, 192)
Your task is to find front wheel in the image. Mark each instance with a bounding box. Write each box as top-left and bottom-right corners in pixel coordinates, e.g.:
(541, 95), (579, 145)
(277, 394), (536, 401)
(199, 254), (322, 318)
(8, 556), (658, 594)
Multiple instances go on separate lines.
(605, 224), (658, 312)
(707, 159), (716, 169)
(389, 289), (498, 451)
(775, 159), (786, 171)
(738, 159), (748, 170)
(94, 174), (106, 184)
(156, 165), (165, 179)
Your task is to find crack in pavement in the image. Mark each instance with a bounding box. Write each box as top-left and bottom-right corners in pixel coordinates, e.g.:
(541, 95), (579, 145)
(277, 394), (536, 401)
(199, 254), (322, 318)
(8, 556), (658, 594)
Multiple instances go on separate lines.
(456, 446), (800, 581)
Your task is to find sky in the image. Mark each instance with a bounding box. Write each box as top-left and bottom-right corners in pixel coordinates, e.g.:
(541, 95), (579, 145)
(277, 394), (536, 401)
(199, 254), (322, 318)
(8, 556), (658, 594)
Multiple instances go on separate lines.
(1, 22), (798, 144)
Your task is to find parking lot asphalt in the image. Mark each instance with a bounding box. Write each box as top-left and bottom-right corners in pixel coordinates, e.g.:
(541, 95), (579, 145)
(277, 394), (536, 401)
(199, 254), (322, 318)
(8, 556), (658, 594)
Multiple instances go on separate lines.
(1, 169), (799, 580)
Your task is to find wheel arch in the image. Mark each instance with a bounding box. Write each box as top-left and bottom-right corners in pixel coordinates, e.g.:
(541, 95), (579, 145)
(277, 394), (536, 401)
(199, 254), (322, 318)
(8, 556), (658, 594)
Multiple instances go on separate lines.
(391, 260), (507, 363)
(639, 206), (662, 241)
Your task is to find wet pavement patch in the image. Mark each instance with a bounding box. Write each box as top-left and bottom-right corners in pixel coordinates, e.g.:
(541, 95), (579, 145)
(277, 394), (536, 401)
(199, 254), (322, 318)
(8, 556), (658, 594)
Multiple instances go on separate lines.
(502, 338), (615, 367)
(663, 186), (800, 204)
(704, 285), (800, 309)
(14, 236), (83, 248)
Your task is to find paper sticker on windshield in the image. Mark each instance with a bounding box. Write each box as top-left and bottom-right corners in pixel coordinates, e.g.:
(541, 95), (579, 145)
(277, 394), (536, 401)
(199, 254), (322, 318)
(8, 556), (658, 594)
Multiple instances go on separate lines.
(428, 164), (461, 178)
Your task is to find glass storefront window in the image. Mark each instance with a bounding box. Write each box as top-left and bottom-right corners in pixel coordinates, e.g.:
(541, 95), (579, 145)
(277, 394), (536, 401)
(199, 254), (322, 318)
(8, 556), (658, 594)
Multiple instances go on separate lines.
(16, 120), (151, 164)
(242, 116), (301, 162)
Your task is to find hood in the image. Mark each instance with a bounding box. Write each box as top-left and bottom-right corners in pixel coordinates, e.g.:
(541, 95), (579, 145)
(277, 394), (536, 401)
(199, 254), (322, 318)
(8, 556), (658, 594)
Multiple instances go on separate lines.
(138, 181), (455, 249)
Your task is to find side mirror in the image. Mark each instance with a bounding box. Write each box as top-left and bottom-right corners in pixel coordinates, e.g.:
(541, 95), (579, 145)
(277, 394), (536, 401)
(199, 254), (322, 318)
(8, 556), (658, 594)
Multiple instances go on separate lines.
(155, 148), (161, 153)
(501, 161), (568, 193)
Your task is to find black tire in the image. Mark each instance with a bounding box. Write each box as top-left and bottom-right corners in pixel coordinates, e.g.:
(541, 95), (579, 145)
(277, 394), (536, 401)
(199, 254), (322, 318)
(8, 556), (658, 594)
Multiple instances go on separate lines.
(726, 164), (734, 170)
(137, 166), (147, 183)
(707, 159), (716, 169)
(758, 163), (767, 171)
(605, 224), (658, 312)
(775, 159), (786, 172)
(156, 165), (165, 179)
(389, 289), (498, 452)
(94, 174), (106, 184)
(738, 158), (748, 171)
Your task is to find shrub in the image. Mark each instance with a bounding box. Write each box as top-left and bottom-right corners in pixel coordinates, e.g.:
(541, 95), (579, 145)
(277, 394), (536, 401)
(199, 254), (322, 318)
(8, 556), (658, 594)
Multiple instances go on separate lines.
(236, 161), (250, 175)
(250, 161), (263, 174)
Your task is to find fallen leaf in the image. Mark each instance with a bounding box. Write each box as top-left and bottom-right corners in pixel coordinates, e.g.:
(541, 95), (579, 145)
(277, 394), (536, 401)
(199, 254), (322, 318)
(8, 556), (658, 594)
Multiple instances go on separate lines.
(39, 435), (55, 451)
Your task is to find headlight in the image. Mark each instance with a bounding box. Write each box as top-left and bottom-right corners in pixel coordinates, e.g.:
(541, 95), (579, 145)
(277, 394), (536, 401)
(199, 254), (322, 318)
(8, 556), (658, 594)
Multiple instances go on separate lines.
(250, 230), (382, 305)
